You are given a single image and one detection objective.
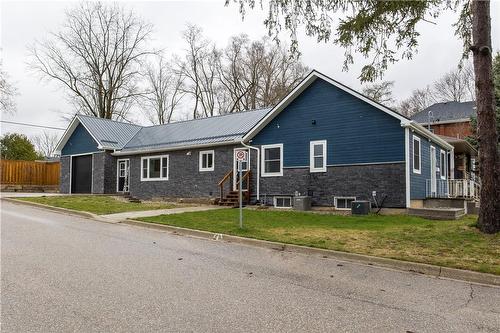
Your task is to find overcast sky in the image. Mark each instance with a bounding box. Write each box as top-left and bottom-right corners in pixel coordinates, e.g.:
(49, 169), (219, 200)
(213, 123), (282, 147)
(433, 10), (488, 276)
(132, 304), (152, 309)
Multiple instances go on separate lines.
(1, 0), (499, 140)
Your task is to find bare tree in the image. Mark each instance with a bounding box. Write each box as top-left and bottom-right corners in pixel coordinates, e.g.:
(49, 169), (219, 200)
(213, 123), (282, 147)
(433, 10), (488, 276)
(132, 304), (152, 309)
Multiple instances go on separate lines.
(29, 1), (154, 120)
(398, 63), (475, 117)
(398, 86), (436, 117)
(362, 81), (395, 105)
(217, 35), (308, 114)
(433, 63), (475, 102)
(143, 55), (185, 124)
(175, 25), (213, 118)
(0, 61), (18, 114)
(32, 132), (60, 158)
(176, 26), (308, 118)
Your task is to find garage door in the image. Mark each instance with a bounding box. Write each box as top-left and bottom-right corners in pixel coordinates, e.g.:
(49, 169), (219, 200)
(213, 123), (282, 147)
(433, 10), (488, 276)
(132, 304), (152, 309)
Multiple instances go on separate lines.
(71, 155), (92, 193)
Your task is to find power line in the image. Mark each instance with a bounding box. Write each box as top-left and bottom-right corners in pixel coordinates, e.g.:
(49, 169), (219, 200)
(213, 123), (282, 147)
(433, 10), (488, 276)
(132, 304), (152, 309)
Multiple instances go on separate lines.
(0, 120), (66, 131)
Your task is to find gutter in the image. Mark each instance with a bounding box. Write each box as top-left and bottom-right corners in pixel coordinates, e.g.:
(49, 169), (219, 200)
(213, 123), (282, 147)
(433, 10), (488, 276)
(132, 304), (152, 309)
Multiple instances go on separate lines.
(240, 141), (260, 201)
(112, 140), (241, 156)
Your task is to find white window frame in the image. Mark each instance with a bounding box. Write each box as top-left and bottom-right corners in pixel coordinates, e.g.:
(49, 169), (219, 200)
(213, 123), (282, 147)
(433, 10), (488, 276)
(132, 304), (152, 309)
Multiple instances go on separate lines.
(440, 150), (447, 179)
(141, 155), (169, 181)
(309, 140), (327, 172)
(412, 135), (421, 174)
(199, 150), (215, 172)
(261, 143), (283, 177)
(334, 196), (357, 210)
(273, 196), (292, 209)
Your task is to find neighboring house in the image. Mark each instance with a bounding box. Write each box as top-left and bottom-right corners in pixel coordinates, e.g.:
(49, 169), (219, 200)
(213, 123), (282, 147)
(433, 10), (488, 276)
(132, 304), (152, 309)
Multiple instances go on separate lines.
(412, 101), (475, 139)
(412, 101), (478, 182)
(55, 70), (457, 209)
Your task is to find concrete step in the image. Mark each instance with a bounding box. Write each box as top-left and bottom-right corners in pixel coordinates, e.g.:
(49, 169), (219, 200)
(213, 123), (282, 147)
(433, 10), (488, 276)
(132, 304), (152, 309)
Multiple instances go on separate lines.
(408, 208), (466, 220)
(423, 198), (467, 209)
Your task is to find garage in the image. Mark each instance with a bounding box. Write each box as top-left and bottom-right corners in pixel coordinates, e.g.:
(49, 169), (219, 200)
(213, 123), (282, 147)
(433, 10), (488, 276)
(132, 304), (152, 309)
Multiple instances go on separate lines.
(71, 155), (92, 193)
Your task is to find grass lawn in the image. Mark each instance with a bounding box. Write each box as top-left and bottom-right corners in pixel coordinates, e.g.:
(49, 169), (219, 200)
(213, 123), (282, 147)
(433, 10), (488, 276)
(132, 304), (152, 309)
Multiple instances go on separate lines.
(138, 209), (500, 275)
(17, 195), (179, 215)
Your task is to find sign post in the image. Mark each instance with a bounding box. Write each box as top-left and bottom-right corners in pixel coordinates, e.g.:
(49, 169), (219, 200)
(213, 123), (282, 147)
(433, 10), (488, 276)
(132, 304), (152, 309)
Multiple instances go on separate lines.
(238, 160), (243, 229)
(235, 150), (248, 229)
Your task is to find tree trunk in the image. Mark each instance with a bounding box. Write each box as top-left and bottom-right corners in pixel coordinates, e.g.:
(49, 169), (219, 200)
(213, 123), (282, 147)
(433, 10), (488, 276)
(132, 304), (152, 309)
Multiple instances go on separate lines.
(471, 0), (500, 233)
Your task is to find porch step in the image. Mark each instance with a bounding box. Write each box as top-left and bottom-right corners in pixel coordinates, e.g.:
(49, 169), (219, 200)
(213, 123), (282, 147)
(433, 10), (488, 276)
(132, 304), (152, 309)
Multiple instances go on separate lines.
(123, 193), (141, 203)
(218, 191), (248, 207)
(408, 208), (465, 220)
(423, 198), (466, 209)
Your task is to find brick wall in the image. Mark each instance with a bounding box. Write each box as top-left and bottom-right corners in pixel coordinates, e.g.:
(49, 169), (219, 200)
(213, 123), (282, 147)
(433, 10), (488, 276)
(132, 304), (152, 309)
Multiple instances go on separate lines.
(430, 121), (472, 139)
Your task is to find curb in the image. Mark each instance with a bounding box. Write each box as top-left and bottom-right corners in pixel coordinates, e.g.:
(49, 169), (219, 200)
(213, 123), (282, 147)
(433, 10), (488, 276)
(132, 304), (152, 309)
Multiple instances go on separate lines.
(122, 219), (500, 287)
(1, 197), (113, 223)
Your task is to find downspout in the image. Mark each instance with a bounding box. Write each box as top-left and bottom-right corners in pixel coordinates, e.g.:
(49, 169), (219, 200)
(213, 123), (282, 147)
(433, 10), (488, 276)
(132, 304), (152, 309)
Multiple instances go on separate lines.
(240, 140), (260, 201)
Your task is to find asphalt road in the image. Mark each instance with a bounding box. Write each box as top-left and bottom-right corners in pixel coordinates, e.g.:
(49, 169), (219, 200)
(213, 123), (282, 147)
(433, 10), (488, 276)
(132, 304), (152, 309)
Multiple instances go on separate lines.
(1, 200), (499, 332)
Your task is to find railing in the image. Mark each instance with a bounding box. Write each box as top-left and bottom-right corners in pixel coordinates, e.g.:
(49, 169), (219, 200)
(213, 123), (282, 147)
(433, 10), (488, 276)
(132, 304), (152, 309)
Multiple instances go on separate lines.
(426, 179), (480, 199)
(218, 169), (252, 202)
(0, 160), (60, 185)
(239, 170), (252, 202)
(218, 170), (233, 201)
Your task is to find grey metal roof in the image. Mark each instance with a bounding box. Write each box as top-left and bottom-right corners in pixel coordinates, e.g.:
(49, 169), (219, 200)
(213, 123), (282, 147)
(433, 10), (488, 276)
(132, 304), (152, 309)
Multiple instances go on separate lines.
(411, 101), (475, 123)
(121, 108), (271, 152)
(77, 115), (142, 150)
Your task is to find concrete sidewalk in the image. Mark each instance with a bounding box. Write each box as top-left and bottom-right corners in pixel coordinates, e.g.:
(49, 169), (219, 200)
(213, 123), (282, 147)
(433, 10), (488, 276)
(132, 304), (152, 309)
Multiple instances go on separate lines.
(100, 205), (223, 222)
(0, 192), (63, 198)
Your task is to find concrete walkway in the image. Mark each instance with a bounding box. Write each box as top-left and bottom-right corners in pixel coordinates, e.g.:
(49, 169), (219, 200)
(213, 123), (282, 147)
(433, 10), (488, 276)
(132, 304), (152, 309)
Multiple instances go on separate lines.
(0, 192), (63, 198)
(100, 205), (223, 222)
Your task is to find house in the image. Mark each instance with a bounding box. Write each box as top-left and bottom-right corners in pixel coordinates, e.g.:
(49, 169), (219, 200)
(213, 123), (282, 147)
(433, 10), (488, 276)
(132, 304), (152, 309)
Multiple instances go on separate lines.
(412, 101), (475, 139)
(411, 101), (478, 182)
(55, 70), (458, 209)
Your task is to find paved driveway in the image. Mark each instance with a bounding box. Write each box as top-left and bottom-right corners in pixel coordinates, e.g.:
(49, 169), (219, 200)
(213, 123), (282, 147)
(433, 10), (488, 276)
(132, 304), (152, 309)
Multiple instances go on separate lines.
(2, 200), (499, 332)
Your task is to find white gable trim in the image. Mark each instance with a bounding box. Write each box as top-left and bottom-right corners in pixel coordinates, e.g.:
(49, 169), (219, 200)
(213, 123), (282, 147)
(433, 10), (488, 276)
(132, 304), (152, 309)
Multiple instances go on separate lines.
(242, 70), (452, 150)
(54, 115), (105, 155)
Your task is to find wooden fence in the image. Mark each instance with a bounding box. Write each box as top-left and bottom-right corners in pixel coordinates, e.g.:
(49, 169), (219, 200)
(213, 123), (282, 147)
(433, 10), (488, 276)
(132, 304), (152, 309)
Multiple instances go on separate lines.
(0, 160), (60, 186)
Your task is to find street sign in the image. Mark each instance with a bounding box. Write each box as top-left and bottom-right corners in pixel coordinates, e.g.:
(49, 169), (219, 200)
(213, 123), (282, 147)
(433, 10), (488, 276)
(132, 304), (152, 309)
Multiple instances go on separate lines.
(235, 150), (248, 162)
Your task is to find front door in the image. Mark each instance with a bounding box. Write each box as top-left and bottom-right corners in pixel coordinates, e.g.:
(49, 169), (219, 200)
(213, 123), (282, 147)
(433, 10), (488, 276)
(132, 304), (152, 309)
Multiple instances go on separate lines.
(117, 159), (130, 193)
(233, 148), (250, 191)
(430, 146), (437, 195)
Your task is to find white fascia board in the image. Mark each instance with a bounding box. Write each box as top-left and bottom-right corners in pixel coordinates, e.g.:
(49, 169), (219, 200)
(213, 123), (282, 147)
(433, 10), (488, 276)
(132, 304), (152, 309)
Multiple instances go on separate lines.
(54, 116), (79, 155)
(403, 121), (454, 150)
(111, 139), (241, 156)
(243, 70), (411, 142)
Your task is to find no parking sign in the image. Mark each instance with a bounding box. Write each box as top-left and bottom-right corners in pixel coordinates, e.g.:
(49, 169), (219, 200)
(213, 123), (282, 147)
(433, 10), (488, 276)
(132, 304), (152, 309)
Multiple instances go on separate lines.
(235, 150), (248, 162)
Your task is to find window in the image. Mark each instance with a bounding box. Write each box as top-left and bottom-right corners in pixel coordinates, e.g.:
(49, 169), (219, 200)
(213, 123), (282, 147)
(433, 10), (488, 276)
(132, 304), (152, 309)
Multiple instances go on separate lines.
(261, 144), (283, 177)
(310, 140), (327, 172)
(274, 196), (292, 208)
(199, 150), (214, 172)
(141, 155), (169, 181)
(440, 150), (446, 179)
(413, 136), (421, 174)
(335, 197), (356, 210)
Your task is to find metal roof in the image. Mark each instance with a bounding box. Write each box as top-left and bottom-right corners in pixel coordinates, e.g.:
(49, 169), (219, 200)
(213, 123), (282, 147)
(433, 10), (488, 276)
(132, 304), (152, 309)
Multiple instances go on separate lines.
(120, 108), (271, 153)
(77, 115), (142, 150)
(411, 101), (475, 124)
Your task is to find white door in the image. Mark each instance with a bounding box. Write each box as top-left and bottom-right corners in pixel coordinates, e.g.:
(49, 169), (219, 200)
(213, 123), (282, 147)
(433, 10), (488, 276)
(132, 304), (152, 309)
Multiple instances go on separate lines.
(430, 146), (437, 195)
(233, 148), (250, 191)
(117, 159), (130, 193)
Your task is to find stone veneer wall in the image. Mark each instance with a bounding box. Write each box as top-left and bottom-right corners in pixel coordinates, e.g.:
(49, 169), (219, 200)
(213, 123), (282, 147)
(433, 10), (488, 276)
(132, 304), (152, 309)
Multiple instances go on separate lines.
(59, 155), (71, 194)
(92, 152), (117, 194)
(125, 145), (254, 200)
(259, 163), (406, 208)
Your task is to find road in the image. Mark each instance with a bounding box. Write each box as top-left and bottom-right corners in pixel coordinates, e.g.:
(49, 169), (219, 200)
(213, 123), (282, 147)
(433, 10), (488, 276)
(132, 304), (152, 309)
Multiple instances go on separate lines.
(1, 200), (499, 332)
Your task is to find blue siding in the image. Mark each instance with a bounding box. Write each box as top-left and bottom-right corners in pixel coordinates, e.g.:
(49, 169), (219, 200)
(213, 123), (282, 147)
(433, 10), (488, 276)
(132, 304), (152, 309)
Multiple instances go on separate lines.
(252, 78), (405, 166)
(409, 133), (448, 199)
(61, 123), (99, 156)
